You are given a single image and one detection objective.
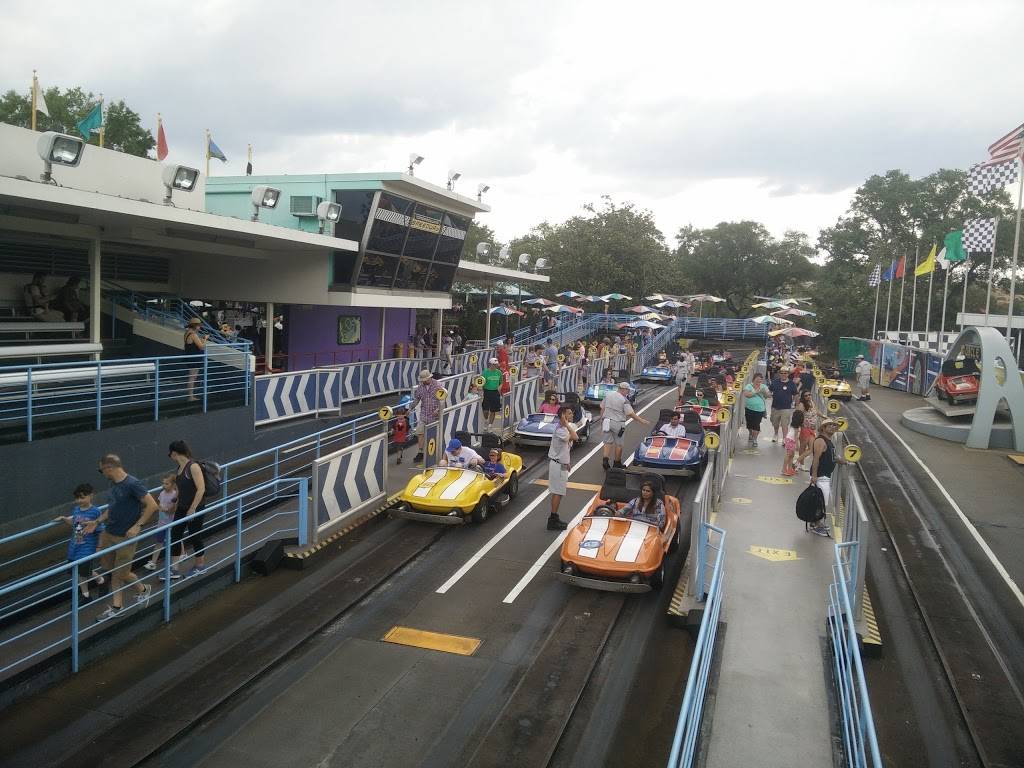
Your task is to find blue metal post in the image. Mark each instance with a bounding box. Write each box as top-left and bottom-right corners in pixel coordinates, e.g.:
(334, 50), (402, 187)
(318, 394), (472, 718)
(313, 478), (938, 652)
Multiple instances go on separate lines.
(202, 353), (209, 413)
(696, 522), (707, 600)
(162, 536), (172, 622)
(70, 570), (79, 672)
(244, 350), (250, 406)
(274, 448), (280, 482)
(95, 363), (102, 431)
(298, 477), (309, 547)
(234, 504), (243, 583)
(26, 368), (32, 442)
(221, 464), (230, 502)
(154, 359), (160, 421)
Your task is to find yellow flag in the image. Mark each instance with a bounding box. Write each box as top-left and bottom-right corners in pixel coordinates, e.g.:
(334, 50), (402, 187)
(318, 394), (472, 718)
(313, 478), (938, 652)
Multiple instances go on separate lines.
(914, 244), (936, 277)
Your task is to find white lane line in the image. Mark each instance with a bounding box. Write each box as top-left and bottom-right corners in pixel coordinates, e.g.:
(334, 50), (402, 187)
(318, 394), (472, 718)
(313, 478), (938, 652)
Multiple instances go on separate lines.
(435, 389), (675, 595)
(501, 454), (636, 604)
(862, 403), (1024, 610)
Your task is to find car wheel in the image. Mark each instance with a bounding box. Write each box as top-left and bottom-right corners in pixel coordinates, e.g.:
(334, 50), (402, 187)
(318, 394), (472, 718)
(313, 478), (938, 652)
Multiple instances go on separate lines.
(471, 497), (489, 524)
(650, 562), (665, 591)
(507, 472), (519, 499)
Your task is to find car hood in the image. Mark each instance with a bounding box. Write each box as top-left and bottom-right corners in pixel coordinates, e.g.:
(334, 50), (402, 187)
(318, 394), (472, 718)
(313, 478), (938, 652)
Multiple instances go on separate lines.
(642, 367), (672, 374)
(563, 516), (662, 568)
(402, 468), (487, 503)
(516, 412), (589, 434)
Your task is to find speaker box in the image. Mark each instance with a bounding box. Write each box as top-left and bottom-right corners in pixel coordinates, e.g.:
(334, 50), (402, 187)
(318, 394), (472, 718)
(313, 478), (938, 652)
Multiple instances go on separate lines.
(251, 539), (285, 576)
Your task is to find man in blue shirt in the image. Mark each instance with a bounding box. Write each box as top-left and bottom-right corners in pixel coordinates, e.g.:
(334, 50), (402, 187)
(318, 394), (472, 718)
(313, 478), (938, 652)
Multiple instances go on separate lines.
(768, 367), (799, 443)
(543, 338), (559, 387)
(88, 454), (158, 621)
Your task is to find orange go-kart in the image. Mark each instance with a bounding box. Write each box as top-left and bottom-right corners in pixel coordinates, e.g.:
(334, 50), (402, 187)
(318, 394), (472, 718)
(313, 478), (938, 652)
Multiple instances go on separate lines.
(557, 469), (689, 593)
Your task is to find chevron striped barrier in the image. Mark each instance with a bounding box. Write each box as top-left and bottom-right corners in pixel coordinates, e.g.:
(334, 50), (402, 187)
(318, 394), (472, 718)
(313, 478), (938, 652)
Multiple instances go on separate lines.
(440, 398), (482, 456)
(312, 432), (388, 539)
(441, 371), (476, 404)
(255, 370), (319, 424)
(590, 358), (608, 384)
(557, 364), (579, 393)
(512, 375), (541, 423)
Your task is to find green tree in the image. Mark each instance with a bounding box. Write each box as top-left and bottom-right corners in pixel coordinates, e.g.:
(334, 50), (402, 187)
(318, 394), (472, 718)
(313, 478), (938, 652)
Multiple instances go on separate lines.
(0, 85), (155, 157)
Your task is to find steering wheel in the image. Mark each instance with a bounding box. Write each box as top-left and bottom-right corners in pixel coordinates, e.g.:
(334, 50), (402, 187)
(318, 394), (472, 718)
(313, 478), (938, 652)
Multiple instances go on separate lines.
(654, 430), (668, 436)
(591, 504), (618, 517)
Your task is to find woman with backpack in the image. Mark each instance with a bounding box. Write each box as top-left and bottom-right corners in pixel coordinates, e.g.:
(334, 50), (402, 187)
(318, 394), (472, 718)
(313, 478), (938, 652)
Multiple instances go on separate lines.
(165, 440), (208, 579)
(807, 419), (848, 537)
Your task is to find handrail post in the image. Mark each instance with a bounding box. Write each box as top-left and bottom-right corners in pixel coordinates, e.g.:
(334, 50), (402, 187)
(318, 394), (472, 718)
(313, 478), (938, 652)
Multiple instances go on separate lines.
(202, 352), (209, 413)
(235, 500), (243, 583)
(154, 358), (160, 421)
(95, 362), (102, 431)
(70, 569), (80, 673)
(298, 477), (310, 547)
(162, 535), (173, 622)
(26, 368), (32, 442)
(273, 447), (280, 482)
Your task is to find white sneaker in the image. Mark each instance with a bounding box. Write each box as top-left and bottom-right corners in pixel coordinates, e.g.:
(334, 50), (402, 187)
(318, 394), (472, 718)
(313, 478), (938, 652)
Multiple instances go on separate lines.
(143, 562), (157, 571)
(136, 584), (153, 606)
(96, 605), (123, 622)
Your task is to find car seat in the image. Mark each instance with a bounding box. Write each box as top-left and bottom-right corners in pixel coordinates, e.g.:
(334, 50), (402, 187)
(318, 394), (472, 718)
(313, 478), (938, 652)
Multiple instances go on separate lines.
(480, 432), (503, 454)
(454, 430), (472, 447)
(682, 411), (704, 435)
(704, 389), (719, 405)
(600, 467), (633, 504)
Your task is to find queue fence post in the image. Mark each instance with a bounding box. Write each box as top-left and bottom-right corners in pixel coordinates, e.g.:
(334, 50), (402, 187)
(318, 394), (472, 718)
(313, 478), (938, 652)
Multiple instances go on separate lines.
(154, 359), (160, 421)
(95, 364), (102, 431)
(202, 353), (209, 413)
(26, 368), (33, 442)
(235, 503), (243, 583)
(162, 534), (173, 622)
(70, 569), (80, 673)
(298, 477), (310, 547)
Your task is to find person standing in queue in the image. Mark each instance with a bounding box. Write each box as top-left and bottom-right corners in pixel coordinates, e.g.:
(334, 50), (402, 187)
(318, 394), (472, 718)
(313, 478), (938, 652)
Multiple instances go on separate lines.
(543, 337), (559, 388)
(601, 381), (649, 470)
(165, 440), (208, 578)
(410, 369), (441, 463)
(184, 317), (207, 402)
(854, 354), (872, 401)
(481, 357), (503, 430)
(768, 366), (798, 443)
(741, 372), (770, 449)
(808, 419), (849, 536)
(547, 405), (578, 531)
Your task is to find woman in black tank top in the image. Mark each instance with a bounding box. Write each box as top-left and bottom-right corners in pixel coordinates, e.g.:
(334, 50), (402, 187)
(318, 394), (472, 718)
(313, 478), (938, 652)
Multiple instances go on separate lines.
(184, 318), (207, 402)
(167, 440), (208, 577)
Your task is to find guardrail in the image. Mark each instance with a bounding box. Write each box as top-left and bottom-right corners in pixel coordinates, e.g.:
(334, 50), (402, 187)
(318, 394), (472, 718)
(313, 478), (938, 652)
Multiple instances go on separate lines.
(828, 541), (882, 768)
(0, 476), (308, 677)
(0, 344), (250, 442)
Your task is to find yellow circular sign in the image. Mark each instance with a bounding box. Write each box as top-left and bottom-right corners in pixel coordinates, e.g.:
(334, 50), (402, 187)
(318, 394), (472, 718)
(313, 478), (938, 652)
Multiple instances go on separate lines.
(426, 438), (436, 456)
(717, 407), (731, 424)
(722, 393), (736, 405)
(474, 376), (486, 387)
(836, 416), (849, 432)
(510, 365), (518, 375)
(705, 432), (721, 450)
(378, 406), (393, 421)
(844, 444), (862, 463)
(435, 388), (448, 401)
(504, 405), (510, 419)
(534, 359), (543, 368)
(469, 354), (478, 365)
(557, 353), (565, 362)
(827, 399), (841, 414)
(821, 386), (833, 398)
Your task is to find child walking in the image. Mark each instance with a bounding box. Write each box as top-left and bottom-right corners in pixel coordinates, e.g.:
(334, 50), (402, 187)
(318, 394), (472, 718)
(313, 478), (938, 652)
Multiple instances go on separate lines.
(145, 475), (178, 570)
(782, 409), (804, 476)
(392, 406), (410, 464)
(54, 483), (104, 600)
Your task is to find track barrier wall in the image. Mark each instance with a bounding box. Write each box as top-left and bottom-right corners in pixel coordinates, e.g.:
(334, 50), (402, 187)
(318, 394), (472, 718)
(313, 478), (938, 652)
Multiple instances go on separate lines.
(312, 432), (387, 540)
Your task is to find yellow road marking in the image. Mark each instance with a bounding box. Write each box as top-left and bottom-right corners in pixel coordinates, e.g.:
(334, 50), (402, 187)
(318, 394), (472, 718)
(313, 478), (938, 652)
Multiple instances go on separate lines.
(382, 626), (481, 656)
(1008, 454), (1024, 466)
(731, 497), (752, 504)
(757, 475), (793, 485)
(748, 546), (800, 562)
(533, 479), (604, 492)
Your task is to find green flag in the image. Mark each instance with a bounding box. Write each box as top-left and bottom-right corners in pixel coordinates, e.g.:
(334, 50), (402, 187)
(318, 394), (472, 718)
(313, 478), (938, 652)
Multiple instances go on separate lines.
(76, 102), (103, 140)
(943, 230), (966, 263)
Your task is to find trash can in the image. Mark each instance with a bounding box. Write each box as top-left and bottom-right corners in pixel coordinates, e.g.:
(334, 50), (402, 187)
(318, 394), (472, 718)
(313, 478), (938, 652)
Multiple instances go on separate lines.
(393, 342), (405, 358)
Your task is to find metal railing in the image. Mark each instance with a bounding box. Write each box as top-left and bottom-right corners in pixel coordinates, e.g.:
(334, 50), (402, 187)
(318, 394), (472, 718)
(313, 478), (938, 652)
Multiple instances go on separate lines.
(103, 279), (243, 348)
(0, 477), (308, 678)
(828, 541), (883, 768)
(0, 344), (250, 442)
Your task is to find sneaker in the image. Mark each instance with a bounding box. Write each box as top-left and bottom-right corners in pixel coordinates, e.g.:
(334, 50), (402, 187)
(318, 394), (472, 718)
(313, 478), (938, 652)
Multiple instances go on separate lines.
(91, 568), (106, 586)
(192, 563), (207, 575)
(136, 583), (153, 606)
(158, 569), (183, 581)
(782, 467), (797, 477)
(96, 605), (123, 622)
(613, 460), (625, 469)
(546, 515), (568, 531)
(810, 526), (832, 538)
(413, 452), (424, 462)
(144, 561), (157, 571)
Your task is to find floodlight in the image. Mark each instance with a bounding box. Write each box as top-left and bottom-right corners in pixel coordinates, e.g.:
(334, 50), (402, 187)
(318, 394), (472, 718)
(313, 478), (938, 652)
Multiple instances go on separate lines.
(36, 131), (84, 182)
(316, 200), (342, 233)
(161, 164), (199, 205)
(535, 258), (551, 272)
(447, 170), (461, 191)
(517, 253), (531, 268)
(408, 153), (424, 175)
(250, 185), (281, 221)
(476, 243), (491, 258)
(477, 183), (490, 201)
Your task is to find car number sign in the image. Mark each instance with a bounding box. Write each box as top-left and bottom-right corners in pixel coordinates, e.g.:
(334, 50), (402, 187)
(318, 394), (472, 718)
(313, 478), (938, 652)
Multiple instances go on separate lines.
(843, 444), (862, 463)
(827, 399), (841, 414)
(717, 407), (731, 423)
(835, 416), (848, 431)
(705, 432), (720, 450)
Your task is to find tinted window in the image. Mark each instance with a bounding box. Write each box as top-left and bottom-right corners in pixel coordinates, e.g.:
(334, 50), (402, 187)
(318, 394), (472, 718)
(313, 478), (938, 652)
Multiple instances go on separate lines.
(434, 212), (469, 264)
(393, 257), (431, 291)
(332, 190), (375, 243)
(403, 204), (442, 260)
(366, 193), (413, 255)
(356, 252), (399, 288)
(425, 262), (457, 292)
(332, 250), (359, 286)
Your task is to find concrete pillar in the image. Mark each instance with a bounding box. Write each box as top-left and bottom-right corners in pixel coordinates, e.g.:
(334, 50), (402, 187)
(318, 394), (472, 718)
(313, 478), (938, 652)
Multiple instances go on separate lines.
(265, 301), (274, 373)
(379, 308), (386, 360)
(435, 308), (444, 356)
(88, 239), (102, 360)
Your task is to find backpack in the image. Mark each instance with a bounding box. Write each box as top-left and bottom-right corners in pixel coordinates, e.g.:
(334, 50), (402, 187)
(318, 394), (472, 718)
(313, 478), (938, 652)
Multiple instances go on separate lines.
(795, 484), (825, 523)
(197, 459), (222, 499)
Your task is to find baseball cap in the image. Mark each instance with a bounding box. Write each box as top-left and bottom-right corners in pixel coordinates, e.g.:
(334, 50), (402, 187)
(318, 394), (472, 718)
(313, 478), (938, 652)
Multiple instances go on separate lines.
(447, 439), (462, 451)
(489, 357), (499, 364)
(187, 317), (202, 326)
(418, 369), (432, 381)
(856, 354), (864, 359)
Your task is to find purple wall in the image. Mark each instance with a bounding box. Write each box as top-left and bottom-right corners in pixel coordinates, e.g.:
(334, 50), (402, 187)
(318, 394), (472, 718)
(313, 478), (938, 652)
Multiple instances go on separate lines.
(285, 305), (416, 368)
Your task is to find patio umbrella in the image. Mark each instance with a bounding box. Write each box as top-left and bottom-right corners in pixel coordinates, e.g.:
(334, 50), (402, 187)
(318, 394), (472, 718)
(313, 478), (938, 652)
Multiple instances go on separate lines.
(750, 314), (793, 325)
(655, 299), (690, 309)
(543, 304), (582, 313)
(751, 300), (791, 310)
(645, 293), (666, 302)
(628, 319), (666, 330)
(577, 294), (605, 303)
(601, 292), (633, 301)
(522, 297), (557, 306)
(772, 307), (816, 318)
(687, 293), (725, 318)
(556, 290), (584, 299)
(483, 305), (521, 316)
(769, 327), (820, 338)
(624, 304), (659, 314)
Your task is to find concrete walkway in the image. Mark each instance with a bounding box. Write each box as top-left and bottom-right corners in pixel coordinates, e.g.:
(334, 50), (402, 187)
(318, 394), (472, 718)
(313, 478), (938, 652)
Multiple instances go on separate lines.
(705, 431), (836, 768)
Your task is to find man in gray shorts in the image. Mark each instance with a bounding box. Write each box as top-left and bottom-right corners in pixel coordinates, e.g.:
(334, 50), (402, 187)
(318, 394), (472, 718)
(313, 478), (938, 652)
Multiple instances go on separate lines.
(547, 405), (578, 531)
(600, 380), (649, 470)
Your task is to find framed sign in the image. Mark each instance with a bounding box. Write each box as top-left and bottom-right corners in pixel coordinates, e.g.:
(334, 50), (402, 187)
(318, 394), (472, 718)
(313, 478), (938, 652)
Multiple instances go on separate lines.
(337, 315), (362, 345)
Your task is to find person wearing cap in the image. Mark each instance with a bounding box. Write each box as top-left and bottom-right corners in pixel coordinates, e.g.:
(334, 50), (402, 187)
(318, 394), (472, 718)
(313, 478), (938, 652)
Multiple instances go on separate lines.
(600, 380), (649, 470)
(547, 404), (579, 531)
(808, 419), (849, 536)
(441, 438), (483, 469)
(410, 369), (442, 462)
(184, 317), (207, 401)
(481, 447), (507, 481)
(481, 357), (503, 429)
(854, 354), (871, 401)
(768, 366), (798, 443)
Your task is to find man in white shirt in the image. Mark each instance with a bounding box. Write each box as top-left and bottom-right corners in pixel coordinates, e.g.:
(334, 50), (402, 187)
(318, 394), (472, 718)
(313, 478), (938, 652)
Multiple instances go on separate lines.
(659, 412), (689, 439)
(441, 439), (483, 469)
(854, 355), (872, 401)
(600, 381), (649, 470)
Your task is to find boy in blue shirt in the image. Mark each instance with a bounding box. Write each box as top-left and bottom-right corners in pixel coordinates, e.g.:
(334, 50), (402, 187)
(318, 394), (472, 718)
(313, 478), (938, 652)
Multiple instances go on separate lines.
(481, 448), (508, 481)
(54, 483), (104, 600)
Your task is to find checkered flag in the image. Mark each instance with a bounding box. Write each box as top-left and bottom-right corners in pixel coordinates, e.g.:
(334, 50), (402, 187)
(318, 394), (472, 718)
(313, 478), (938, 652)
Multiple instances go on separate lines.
(867, 264), (881, 287)
(964, 217), (997, 253)
(969, 159), (1018, 196)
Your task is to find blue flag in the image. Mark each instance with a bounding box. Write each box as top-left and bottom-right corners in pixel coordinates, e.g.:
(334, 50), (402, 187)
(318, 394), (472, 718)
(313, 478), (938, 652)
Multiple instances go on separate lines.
(76, 102), (103, 140)
(881, 260), (897, 281)
(207, 136), (227, 162)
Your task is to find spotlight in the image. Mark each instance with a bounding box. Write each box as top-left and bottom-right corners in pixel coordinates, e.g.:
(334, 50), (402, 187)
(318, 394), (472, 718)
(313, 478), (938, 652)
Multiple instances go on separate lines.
(477, 183), (490, 201)
(316, 200), (342, 234)
(36, 131), (84, 183)
(476, 243), (491, 263)
(517, 253), (531, 268)
(408, 153), (424, 175)
(161, 164), (199, 206)
(535, 258), (551, 272)
(447, 170), (461, 191)
(250, 185), (281, 221)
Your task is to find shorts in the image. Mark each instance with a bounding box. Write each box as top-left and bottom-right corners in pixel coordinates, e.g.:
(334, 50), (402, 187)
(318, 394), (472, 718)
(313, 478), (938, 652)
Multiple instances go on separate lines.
(602, 420), (625, 446)
(770, 408), (792, 430)
(548, 459), (569, 496)
(857, 376), (870, 390)
(800, 426), (815, 441)
(98, 531), (139, 581)
(744, 408), (764, 431)
(816, 475), (833, 507)
(784, 437), (797, 452)
(482, 388), (501, 412)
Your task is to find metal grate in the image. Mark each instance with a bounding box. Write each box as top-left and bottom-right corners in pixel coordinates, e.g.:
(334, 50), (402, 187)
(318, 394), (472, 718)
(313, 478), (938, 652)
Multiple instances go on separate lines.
(0, 237), (170, 283)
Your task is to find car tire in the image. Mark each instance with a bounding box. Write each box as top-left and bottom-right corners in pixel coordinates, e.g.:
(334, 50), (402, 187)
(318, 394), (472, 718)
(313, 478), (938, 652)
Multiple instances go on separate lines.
(471, 496), (489, 524)
(668, 523), (680, 554)
(650, 562), (665, 591)
(507, 472), (519, 499)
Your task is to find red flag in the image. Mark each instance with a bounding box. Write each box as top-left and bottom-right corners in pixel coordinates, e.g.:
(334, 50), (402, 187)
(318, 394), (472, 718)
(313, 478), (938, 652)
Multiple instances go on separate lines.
(895, 254), (906, 279)
(156, 118), (168, 161)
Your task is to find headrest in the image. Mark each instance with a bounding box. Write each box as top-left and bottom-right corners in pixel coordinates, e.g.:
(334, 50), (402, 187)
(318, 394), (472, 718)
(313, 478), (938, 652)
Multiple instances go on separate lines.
(480, 432), (503, 452)
(600, 467), (633, 503)
(659, 408), (676, 425)
(682, 411), (703, 431)
(454, 430), (472, 447)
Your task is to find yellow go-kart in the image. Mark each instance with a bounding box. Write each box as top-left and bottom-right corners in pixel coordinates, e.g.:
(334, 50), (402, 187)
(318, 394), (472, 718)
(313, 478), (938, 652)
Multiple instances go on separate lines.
(822, 378), (853, 400)
(389, 433), (523, 525)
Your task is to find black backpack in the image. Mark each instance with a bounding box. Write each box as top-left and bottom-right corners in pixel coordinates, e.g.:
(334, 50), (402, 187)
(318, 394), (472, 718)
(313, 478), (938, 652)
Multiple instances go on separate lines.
(197, 459), (222, 499)
(795, 484), (825, 523)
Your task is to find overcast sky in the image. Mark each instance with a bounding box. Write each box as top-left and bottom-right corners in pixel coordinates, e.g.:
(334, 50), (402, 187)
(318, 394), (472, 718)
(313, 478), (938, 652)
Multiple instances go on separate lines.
(3, 0), (1020, 247)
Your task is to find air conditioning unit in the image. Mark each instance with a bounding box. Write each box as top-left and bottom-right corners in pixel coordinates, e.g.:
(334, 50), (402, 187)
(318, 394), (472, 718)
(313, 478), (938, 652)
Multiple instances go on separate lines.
(290, 195), (322, 217)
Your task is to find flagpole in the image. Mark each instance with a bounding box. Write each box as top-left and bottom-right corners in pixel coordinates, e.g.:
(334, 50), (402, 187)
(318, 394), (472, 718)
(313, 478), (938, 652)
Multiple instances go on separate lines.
(984, 218), (1000, 326)
(939, 265), (950, 355)
(896, 254), (906, 343)
(960, 258), (970, 330)
(910, 243), (919, 344)
(883, 264), (893, 341)
(924, 245), (935, 350)
(1006, 157), (1023, 340)
(31, 71), (37, 132)
(205, 129), (211, 178)
(97, 95), (104, 149)
(871, 275), (881, 340)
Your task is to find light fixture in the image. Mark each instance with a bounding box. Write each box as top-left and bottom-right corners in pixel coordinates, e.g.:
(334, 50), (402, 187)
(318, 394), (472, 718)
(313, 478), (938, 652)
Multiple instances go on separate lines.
(476, 243), (491, 263)
(535, 258), (551, 272)
(161, 164), (199, 206)
(316, 200), (342, 234)
(477, 183), (490, 201)
(518, 253), (531, 269)
(250, 185), (281, 221)
(36, 131), (84, 183)
(408, 153), (424, 175)
(447, 170), (461, 191)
